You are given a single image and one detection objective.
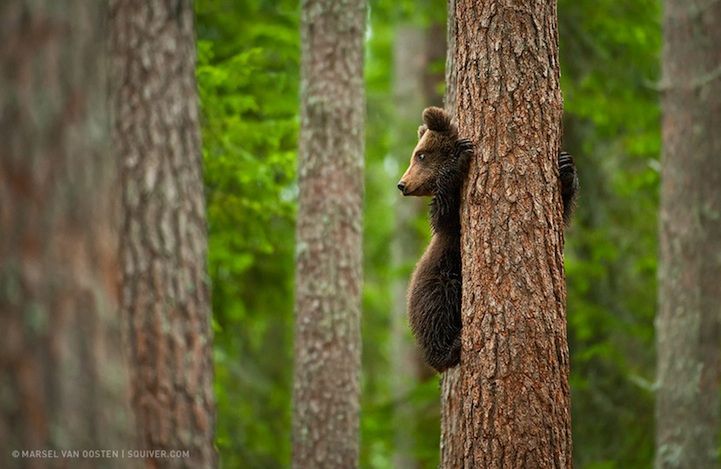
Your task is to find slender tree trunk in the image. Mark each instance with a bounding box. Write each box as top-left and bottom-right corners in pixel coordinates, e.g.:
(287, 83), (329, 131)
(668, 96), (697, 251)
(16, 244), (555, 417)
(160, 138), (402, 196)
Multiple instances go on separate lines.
(655, 2), (721, 468)
(292, 0), (366, 467)
(110, 1), (216, 467)
(392, 24), (448, 468)
(0, 1), (135, 468)
(441, 1), (572, 467)
(391, 27), (425, 469)
(391, 24), (444, 469)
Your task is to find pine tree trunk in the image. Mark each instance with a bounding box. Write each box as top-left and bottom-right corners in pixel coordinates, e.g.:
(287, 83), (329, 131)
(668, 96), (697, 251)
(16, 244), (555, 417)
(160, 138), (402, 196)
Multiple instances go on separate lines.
(441, 1), (572, 467)
(110, 1), (216, 467)
(292, 0), (366, 467)
(655, 2), (721, 468)
(440, 4), (463, 462)
(0, 1), (136, 467)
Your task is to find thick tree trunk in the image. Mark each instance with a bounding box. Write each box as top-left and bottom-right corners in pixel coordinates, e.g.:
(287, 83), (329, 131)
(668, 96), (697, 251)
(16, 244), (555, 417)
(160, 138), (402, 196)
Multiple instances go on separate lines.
(110, 1), (216, 467)
(655, 2), (721, 468)
(0, 1), (135, 468)
(440, 4), (463, 462)
(441, 1), (572, 467)
(292, 1), (366, 467)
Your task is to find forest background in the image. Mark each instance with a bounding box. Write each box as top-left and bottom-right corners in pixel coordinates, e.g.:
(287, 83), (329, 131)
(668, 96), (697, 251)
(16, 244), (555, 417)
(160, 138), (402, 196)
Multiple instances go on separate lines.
(196, 0), (660, 467)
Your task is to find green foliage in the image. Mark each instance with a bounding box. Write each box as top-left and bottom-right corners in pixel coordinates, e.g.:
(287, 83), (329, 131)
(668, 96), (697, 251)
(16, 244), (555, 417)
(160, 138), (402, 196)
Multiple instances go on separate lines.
(196, 1), (299, 467)
(361, 3), (395, 468)
(559, 0), (661, 465)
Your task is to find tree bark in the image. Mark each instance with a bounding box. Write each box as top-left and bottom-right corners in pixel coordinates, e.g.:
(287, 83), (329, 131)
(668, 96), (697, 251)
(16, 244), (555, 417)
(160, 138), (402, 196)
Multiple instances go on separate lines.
(110, 1), (216, 467)
(655, 2), (721, 468)
(441, 1), (572, 467)
(292, 0), (366, 467)
(0, 1), (135, 467)
(440, 3), (463, 463)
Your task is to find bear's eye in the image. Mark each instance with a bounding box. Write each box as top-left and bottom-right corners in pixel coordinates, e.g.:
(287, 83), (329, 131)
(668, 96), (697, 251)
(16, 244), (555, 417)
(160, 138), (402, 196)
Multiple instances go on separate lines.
(416, 153), (425, 161)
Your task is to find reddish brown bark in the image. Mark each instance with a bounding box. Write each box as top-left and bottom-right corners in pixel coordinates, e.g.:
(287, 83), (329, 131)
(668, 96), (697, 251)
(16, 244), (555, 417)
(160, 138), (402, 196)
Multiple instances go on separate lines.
(110, 1), (216, 467)
(292, 0), (366, 467)
(441, 1), (572, 467)
(0, 1), (135, 468)
(655, 1), (721, 468)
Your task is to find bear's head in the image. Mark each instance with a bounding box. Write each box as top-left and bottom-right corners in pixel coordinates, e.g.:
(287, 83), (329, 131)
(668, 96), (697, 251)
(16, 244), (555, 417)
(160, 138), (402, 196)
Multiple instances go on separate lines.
(397, 106), (458, 197)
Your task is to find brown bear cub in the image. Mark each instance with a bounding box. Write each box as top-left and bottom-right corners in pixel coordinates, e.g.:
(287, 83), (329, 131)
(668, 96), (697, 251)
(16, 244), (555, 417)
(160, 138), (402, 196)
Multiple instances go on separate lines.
(397, 107), (579, 372)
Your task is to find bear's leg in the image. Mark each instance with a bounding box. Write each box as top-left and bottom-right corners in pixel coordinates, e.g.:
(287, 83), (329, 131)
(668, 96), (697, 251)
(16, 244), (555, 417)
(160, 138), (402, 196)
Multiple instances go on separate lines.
(559, 151), (579, 223)
(420, 275), (462, 373)
(424, 332), (461, 373)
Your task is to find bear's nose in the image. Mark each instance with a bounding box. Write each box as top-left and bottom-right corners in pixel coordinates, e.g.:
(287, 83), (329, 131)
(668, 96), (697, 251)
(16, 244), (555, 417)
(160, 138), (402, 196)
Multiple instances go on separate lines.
(397, 181), (406, 193)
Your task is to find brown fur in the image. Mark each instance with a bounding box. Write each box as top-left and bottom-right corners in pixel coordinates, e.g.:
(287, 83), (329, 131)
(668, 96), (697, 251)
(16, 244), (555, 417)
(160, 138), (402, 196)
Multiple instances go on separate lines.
(399, 107), (460, 197)
(397, 106), (579, 373)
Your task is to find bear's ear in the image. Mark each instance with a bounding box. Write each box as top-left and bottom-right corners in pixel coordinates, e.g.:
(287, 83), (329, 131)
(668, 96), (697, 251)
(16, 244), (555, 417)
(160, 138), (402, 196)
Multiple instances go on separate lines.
(422, 106), (451, 132)
(418, 124), (428, 139)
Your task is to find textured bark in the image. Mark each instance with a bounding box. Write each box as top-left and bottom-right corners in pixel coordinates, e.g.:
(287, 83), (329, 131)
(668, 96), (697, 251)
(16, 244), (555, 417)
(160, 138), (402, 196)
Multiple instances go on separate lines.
(441, 1), (572, 467)
(292, 0), (366, 467)
(110, 1), (216, 467)
(655, 2), (721, 468)
(440, 3), (463, 463)
(391, 24), (445, 469)
(0, 1), (135, 468)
